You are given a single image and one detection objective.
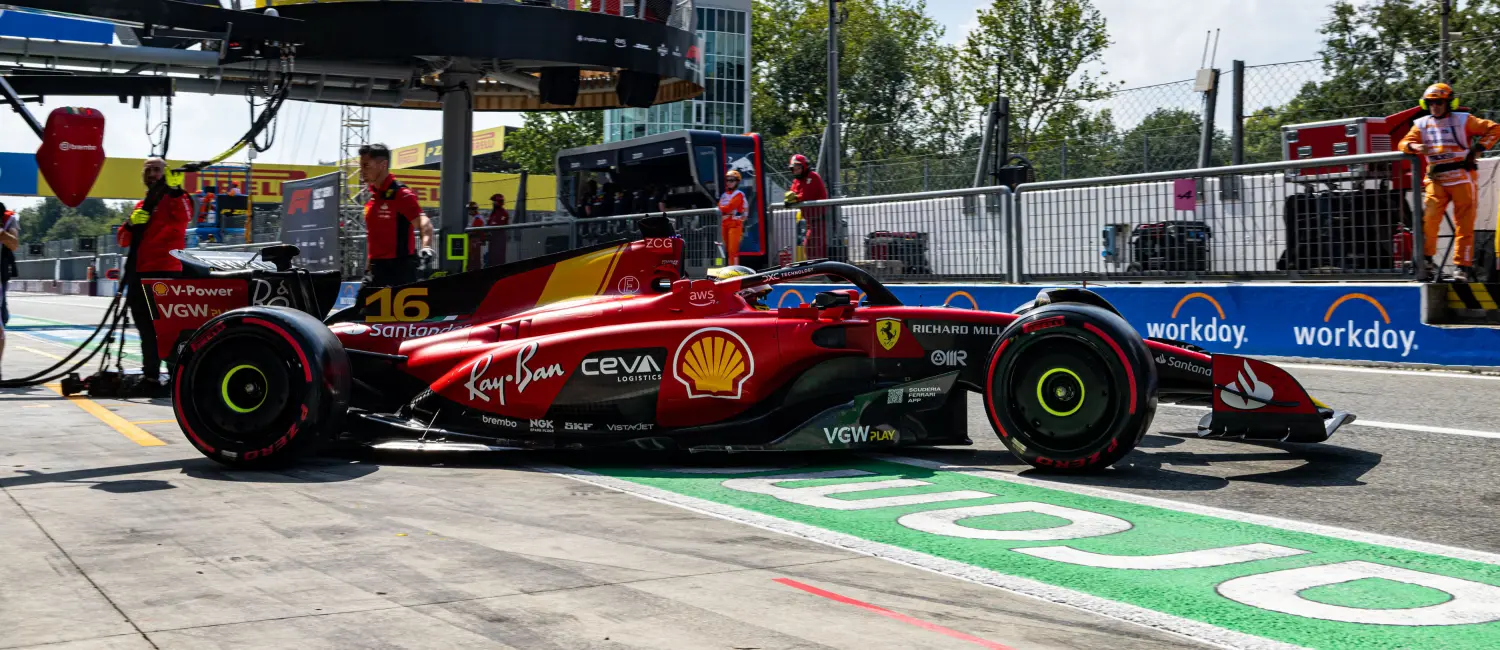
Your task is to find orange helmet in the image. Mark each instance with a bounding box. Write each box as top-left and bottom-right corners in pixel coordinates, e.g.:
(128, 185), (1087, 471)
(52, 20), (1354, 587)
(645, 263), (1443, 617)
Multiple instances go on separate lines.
(724, 169), (741, 183)
(1420, 83), (1459, 111)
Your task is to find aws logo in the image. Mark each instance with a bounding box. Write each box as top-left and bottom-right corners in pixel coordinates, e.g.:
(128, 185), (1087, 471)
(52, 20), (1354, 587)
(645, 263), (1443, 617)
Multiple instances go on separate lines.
(1293, 293), (1417, 357)
(1143, 292), (1247, 349)
(674, 328), (754, 399)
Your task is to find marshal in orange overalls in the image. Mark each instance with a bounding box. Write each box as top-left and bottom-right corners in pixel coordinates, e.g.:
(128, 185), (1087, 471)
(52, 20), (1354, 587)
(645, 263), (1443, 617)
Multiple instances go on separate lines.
(718, 170), (747, 266)
(1397, 84), (1500, 272)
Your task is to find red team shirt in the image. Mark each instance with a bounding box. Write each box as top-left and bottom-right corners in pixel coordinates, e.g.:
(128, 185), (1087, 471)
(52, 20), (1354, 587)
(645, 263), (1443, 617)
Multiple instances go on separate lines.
(117, 191), (192, 273)
(364, 174), (423, 260)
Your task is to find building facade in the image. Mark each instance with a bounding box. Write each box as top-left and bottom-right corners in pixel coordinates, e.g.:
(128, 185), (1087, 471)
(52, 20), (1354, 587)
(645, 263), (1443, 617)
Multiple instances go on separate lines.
(603, 0), (750, 142)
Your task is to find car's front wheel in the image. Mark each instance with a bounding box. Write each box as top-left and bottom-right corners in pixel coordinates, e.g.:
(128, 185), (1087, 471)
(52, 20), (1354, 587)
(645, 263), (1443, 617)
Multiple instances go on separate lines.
(983, 303), (1156, 471)
(173, 307), (350, 469)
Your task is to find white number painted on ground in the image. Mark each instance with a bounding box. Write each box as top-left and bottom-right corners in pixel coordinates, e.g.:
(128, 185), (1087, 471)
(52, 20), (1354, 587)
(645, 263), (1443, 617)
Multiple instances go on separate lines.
(720, 469), (991, 511)
(716, 469), (1500, 627)
(1216, 560), (1500, 626)
(897, 502), (1132, 541)
(1017, 543), (1307, 570)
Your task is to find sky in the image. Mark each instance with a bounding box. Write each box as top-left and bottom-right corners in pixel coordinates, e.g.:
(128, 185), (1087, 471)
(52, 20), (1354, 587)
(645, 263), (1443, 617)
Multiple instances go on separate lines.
(0, 0), (1345, 210)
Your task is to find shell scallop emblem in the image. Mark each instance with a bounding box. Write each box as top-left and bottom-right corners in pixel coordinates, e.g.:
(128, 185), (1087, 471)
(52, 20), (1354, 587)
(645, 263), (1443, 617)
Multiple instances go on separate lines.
(673, 327), (755, 399)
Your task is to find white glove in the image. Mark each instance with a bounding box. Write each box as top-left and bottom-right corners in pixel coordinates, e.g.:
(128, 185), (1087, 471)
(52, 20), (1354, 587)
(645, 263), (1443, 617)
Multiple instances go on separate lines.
(418, 247), (436, 261)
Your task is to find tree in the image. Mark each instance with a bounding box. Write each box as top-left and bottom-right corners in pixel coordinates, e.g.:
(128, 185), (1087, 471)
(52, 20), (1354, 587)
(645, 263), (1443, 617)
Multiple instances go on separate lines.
(502, 111), (604, 176)
(16, 197), (131, 244)
(750, 0), (964, 193)
(1115, 109), (1231, 174)
(956, 0), (1118, 146)
(1246, 0), (1500, 151)
(43, 214), (112, 242)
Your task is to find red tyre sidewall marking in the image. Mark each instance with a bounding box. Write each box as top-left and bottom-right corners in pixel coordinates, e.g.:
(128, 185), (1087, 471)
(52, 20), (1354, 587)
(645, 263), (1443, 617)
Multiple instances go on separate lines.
(1083, 322), (1135, 415)
(244, 317), (313, 382)
(173, 358), (215, 454)
(985, 338), (1012, 438)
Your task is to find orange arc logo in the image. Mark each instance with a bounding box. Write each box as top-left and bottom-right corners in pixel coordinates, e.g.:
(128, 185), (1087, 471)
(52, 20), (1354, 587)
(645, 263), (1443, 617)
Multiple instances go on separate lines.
(777, 289), (806, 308)
(674, 327), (754, 399)
(943, 291), (978, 310)
(1171, 292), (1225, 319)
(152, 282), (168, 296)
(1324, 293), (1391, 324)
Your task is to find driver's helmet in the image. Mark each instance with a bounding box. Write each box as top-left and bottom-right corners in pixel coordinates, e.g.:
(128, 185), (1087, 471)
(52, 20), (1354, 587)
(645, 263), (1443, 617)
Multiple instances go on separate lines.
(707, 265), (771, 309)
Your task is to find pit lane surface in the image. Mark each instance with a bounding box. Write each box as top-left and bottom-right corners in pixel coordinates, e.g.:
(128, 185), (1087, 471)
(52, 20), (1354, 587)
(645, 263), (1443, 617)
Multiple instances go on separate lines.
(2, 292), (1499, 649)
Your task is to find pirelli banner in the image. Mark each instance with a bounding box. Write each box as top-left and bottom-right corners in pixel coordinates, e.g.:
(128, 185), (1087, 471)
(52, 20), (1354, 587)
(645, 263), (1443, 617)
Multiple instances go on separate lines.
(11, 153), (554, 210)
(278, 172), (342, 273)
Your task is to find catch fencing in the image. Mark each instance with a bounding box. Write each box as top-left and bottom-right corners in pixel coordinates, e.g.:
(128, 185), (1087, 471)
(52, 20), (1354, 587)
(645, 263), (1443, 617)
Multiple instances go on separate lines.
(14, 151), (1460, 286)
(1016, 152), (1420, 282)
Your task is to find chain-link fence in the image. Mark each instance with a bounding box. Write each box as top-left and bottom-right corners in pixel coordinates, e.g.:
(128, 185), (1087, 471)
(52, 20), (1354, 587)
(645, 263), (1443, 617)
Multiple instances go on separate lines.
(1242, 35), (1500, 165)
(761, 33), (1500, 196)
(1017, 153), (1418, 282)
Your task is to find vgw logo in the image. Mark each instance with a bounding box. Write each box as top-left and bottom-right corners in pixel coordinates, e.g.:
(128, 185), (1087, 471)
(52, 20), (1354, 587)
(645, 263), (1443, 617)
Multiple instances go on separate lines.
(1143, 292), (1247, 350)
(1293, 293), (1418, 357)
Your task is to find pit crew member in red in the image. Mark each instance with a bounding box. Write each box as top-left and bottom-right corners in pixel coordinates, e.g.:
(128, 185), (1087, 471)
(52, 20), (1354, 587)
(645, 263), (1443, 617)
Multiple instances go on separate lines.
(359, 143), (435, 287)
(487, 193), (510, 266)
(116, 157), (192, 393)
(783, 154), (829, 259)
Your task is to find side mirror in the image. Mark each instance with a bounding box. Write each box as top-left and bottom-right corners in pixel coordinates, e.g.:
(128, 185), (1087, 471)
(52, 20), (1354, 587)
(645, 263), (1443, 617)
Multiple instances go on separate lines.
(812, 291), (852, 309)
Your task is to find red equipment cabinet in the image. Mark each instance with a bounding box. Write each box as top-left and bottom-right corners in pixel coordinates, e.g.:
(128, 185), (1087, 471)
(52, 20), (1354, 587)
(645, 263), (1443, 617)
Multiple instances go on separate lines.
(1280, 107), (1424, 189)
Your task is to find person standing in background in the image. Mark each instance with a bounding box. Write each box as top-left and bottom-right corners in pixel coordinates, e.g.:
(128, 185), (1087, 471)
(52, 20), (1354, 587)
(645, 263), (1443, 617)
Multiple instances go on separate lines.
(783, 154), (829, 259)
(117, 157), (192, 395)
(718, 170), (747, 266)
(359, 143), (435, 287)
(488, 194), (510, 267)
(1398, 83), (1500, 281)
(466, 201), (486, 270)
(0, 204), (19, 381)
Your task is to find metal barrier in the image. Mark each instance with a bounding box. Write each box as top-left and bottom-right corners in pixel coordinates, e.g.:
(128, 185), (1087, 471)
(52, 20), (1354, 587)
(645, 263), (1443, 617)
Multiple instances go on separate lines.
(10, 152), (1442, 286)
(1012, 151), (1423, 282)
(766, 186), (1013, 282)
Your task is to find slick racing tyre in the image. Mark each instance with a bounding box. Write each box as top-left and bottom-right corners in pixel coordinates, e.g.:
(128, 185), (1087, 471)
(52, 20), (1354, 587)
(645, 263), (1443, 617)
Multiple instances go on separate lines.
(173, 306), (351, 469)
(983, 303), (1156, 472)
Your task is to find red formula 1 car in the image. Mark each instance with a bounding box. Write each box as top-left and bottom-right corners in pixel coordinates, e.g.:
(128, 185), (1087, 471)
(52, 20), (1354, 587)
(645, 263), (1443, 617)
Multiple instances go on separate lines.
(166, 217), (1356, 470)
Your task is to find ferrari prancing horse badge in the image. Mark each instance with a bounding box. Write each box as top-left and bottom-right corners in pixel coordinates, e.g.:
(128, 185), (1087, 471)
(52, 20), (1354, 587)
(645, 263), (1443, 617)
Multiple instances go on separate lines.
(876, 318), (902, 351)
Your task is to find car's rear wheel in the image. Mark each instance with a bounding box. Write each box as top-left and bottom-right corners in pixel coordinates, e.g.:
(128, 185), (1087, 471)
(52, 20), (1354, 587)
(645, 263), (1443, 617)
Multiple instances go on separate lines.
(173, 307), (350, 469)
(983, 303), (1156, 471)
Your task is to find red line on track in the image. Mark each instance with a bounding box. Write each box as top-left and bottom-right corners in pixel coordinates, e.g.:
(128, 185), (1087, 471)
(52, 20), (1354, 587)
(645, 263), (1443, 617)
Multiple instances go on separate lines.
(773, 578), (1019, 650)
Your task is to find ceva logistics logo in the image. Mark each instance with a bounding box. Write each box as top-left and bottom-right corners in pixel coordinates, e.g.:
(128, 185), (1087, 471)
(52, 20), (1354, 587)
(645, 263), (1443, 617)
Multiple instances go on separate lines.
(1144, 292), (1247, 349)
(1293, 293), (1418, 357)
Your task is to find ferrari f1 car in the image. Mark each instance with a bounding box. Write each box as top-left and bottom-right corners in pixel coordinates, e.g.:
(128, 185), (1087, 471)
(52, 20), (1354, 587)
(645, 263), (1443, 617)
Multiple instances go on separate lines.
(163, 217), (1355, 471)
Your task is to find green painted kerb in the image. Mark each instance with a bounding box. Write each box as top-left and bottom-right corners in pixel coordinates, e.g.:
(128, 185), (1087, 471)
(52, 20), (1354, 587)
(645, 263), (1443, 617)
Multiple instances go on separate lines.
(589, 459), (1500, 650)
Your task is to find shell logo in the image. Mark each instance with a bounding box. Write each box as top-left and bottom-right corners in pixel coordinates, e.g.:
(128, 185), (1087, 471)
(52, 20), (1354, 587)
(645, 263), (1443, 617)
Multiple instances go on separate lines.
(152, 282), (169, 296)
(673, 327), (754, 399)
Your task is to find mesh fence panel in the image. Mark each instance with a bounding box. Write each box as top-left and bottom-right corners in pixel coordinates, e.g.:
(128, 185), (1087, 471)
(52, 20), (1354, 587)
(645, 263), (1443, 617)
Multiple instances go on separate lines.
(1017, 158), (1418, 282)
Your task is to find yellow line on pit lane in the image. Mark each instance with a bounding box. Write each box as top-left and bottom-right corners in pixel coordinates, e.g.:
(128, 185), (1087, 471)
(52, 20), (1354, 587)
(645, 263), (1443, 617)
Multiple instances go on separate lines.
(14, 346), (168, 447)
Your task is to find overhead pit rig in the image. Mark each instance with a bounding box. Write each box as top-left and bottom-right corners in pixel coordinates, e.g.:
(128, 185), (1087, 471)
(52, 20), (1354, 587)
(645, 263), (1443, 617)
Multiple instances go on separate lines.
(0, 0), (706, 274)
(0, 0), (706, 394)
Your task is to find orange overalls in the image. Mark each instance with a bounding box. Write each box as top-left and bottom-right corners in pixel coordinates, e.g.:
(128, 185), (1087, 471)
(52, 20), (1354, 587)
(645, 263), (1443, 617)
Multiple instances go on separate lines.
(1398, 111), (1500, 267)
(718, 189), (746, 266)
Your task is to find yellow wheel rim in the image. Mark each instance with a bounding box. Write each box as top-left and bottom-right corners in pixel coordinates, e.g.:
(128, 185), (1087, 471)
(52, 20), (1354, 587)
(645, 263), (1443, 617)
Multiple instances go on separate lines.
(1036, 367), (1085, 417)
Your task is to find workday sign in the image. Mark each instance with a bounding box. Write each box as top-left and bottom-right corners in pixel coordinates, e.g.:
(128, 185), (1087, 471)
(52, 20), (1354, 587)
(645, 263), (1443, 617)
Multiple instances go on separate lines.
(1143, 292), (1248, 350)
(1293, 293), (1420, 358)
